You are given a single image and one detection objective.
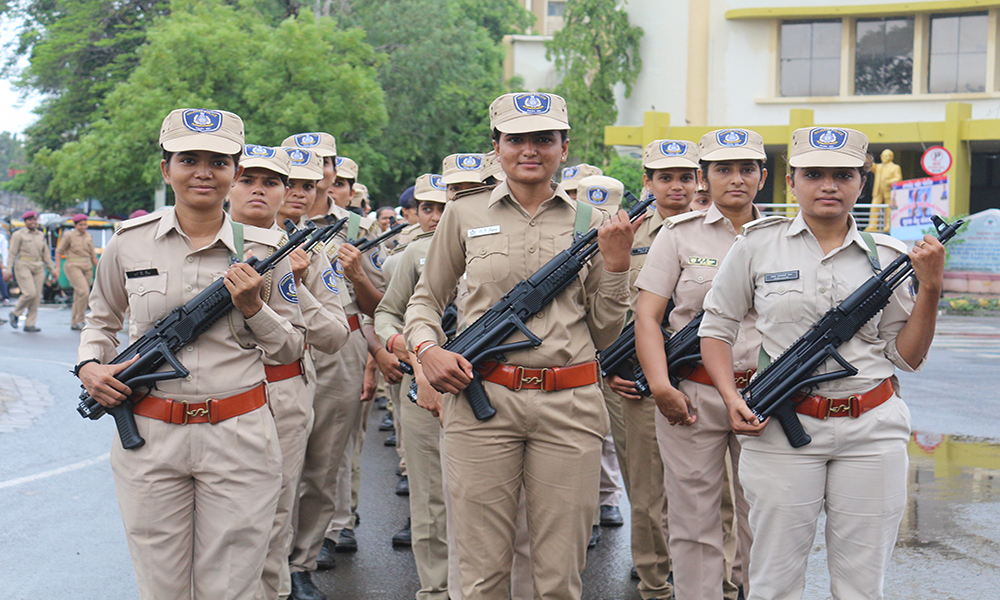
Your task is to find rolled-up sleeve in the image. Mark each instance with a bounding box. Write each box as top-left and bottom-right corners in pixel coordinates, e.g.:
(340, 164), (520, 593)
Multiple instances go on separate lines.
(79, 235), (127, 363)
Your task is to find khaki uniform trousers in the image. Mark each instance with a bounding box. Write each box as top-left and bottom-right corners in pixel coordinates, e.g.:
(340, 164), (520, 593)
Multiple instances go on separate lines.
(656, 380), (751, 600)
(443, 380), (607, 600)
(398, 373), (450, 599)
(290, 330), (368, 572)
(111, 407), (282, 600)
(740, 395), (910, 600)
(64, 258), (93, 325)
(262, 356), (316, 598)
(605, 378), (675, 600)
(12, 261), (45, 327)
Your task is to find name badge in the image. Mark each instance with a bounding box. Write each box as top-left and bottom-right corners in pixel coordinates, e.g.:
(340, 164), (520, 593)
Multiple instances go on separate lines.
(688, 256), (718, 267)
(126, 268), (159, 279)
(764, 270), (799, 283)
(468, 225), (500, 238)
(631, 247), (650, 255)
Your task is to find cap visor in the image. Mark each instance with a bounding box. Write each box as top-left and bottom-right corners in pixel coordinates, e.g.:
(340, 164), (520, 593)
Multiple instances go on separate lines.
(644, 157), (700, 170)
(788, 151), (864, 168)
(699, 148), (766, 162)
(414, 190), (447, 203)
(288, 166), (323, 180)
(441, 172), (482, 185)
(162, 134), (242, 155)
(240, 158), (290, 176)
(495, 115), (570, 134)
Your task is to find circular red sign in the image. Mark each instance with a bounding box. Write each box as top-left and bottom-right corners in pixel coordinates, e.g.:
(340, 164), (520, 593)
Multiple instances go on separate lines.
(921, 146), (952, 176)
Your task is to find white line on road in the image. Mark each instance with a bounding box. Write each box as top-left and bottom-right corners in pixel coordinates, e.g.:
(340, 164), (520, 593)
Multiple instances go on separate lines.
(0, 453), (109, 490)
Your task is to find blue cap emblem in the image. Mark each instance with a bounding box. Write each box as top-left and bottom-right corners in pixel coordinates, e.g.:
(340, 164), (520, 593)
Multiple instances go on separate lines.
(562, 166), (579, 180)
(809, 128), (848, 150)
(335, 157), (345, 167)
(278, 272), (298, 304)
(430, 175), (446, 190)
(587, 186), (609, 205)
(513, 93), (551, 115)
(457, 154), (482, 170)
(660, 141), (687, 156)
(370, 248), (384, 270)
(322, 268), (338, 294)
(245, 144), (275, 158)
(182, 109), (222, 133)
(332, 258), (345, 278)
(717, 129), (748, 147)
(287, 148), (310, 165)
(295, 133), (320, 147)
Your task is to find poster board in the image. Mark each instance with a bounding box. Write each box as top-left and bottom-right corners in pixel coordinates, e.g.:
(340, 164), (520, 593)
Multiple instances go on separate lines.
(890, 175), (949, 241)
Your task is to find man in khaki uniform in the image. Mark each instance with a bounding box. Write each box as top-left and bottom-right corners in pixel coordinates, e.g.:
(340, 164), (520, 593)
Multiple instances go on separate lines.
(284, 134), (386, 600)
(405, 92), (637, 600)
(58, 213), (99, 330)
(77, 108), (306, 600)
(230, 144), (352, 599)
(9, 210), (57, 332)
(635, 130), (766, 600)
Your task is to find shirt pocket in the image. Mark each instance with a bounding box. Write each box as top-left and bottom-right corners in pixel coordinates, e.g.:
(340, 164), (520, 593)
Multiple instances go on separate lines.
(676, 267), (716, 307)
(125, 273), (169, 324)
(760, 278), (804, 324)
(466, 234), (510, 286)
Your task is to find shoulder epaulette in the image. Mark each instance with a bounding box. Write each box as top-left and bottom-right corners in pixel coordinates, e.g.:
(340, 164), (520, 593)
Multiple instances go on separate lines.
(451, 185), (493, 201)
(114, 210), (164, 235)
(870, 232), (908, 255)
(388, 241), (410, 256)
(244, 223), (284, 248)
(741, 215), (791, 235)
(665, 210), (706, 228)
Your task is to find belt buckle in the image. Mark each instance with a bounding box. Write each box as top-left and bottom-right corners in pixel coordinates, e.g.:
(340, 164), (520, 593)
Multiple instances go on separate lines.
(734, 371), (753, 389)
(824, 395), (858, 419)
(181, 401), (210, 425)
(513, 366), (548, 391)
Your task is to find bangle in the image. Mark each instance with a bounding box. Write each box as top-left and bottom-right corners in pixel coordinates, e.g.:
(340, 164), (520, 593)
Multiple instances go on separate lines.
(72, 358), (101, 377)
(416, 342), (437, 364)
(387, 333), (401, 354)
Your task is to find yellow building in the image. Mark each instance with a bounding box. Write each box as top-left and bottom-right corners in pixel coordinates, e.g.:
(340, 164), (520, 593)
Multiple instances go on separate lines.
(505, 0), (1000, 217)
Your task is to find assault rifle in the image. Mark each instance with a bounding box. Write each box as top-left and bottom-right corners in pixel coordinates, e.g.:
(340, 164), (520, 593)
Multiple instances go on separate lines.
(406, 192), (654, 419)
(303, 216), (349, 253)
(398, 303), (459, 378)
(598, 301), (674, 381)
(742, 216), (963, 448)
(633, 311), (704, 396)
(76, 219), (317, 450)
(349, 220), (408, 253)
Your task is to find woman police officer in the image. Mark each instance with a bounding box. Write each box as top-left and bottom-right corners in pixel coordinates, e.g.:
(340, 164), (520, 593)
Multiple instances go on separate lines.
(699, 127), (944, 600)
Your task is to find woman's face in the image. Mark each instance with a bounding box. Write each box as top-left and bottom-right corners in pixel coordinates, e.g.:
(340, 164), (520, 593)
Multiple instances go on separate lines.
(417, 200), (446, 232)
(788, 166), (864, 222)
(493, 131), (567, 187)
(704, 161), (766, 212)
(74, 220), (88, 234)
(643, 168), (699, 214)
(161, 150), (239, 211)
(281, 179), (318, 221)
(329, 177), (354, 208)
(229, 167), (286, 224)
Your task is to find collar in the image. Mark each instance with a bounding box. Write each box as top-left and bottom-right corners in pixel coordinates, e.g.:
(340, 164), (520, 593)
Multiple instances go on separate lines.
(646, 207), (667, 233)
(787, 212), (869, 253)
(154, 207), (239, 255)
(487, 180), (575, 210)
(704, 203), (761, 226)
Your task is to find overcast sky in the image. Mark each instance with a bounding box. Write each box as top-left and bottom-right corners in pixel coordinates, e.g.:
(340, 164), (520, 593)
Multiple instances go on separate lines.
(1, 18), (41, 137)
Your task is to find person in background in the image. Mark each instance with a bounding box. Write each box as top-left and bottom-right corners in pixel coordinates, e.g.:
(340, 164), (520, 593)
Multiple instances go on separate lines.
(377, 206), (397, 232)
(58, 213), (99, 331)
(8, 210), (57, 332)
(0, 229), (11, 308)
(559, 163), (603, 200)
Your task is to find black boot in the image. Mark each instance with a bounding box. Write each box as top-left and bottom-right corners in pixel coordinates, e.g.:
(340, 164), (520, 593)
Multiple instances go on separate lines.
(392, 518), (412, 548)
(290, 571), (326, 600)
(315, 537), (336, 570)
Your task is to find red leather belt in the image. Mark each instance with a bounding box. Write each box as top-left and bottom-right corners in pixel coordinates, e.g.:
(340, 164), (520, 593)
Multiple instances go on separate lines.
(265, 360), (303, 383)
(348, 314), (361, 332)
(133, 382), (267, 425)
(477, 360), (599, 392)
(682, 364), (755, 389)
(794, 378), (894, 420)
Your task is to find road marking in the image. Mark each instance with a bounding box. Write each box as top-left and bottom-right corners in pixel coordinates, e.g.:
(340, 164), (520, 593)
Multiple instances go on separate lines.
(0, 453), (110, 490)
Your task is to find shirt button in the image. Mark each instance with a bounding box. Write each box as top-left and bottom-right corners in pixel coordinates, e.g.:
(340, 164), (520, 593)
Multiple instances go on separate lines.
(185, 374), (193, 382)
(697, 275), (704, 282)
(480, 248), (487, 255)
(536, 312), (544, 319)
(186, 346), (193, 352)
(822, 259), (828, 265)
(529, 220), (537, 227)
(137, 285), (144, 292)
(819, 287), (827, 293)
(834, 382), (842, 389)
(187, 256), (194, 263)
(528, 246), (535, 253)
(186, 285), (193, 292)
(778, 286), (785, 292)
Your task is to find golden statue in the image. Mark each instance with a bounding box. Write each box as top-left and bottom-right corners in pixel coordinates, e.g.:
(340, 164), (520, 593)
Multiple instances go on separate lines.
(867, 149), (901, 232)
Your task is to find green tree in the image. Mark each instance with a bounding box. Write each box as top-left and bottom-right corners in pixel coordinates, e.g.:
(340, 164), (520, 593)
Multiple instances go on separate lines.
(546, 0), (642, 165)
(40, 0), (386, 214)
(0, 132), (26, 183)
(452, 0), (534, 43)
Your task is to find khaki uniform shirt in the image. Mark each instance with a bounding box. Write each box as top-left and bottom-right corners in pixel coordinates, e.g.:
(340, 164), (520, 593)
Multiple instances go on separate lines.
(375, 231), (435, 345)
(79, 208), (306, 400)
(700, 213), (923, 395)
(636, 204), (762, 371)
(404, 181), (631, 368)
(627, 208), (667, 312)
(309, 204), (386, 317)
(395, 222), (422, 249)
(58, 229), (97, 262)
(10, 227), (56, 272)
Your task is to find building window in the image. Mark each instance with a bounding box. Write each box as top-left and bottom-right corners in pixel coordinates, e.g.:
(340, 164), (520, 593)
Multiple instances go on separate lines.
(855, 17), (914, 95)
(780, 20), (842, 96)
(547, 1), (565, 17)
(929, 12), (988, 93)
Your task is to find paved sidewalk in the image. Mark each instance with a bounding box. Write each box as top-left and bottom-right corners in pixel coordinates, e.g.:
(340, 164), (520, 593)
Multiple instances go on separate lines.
(0, 371), (53, 433)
